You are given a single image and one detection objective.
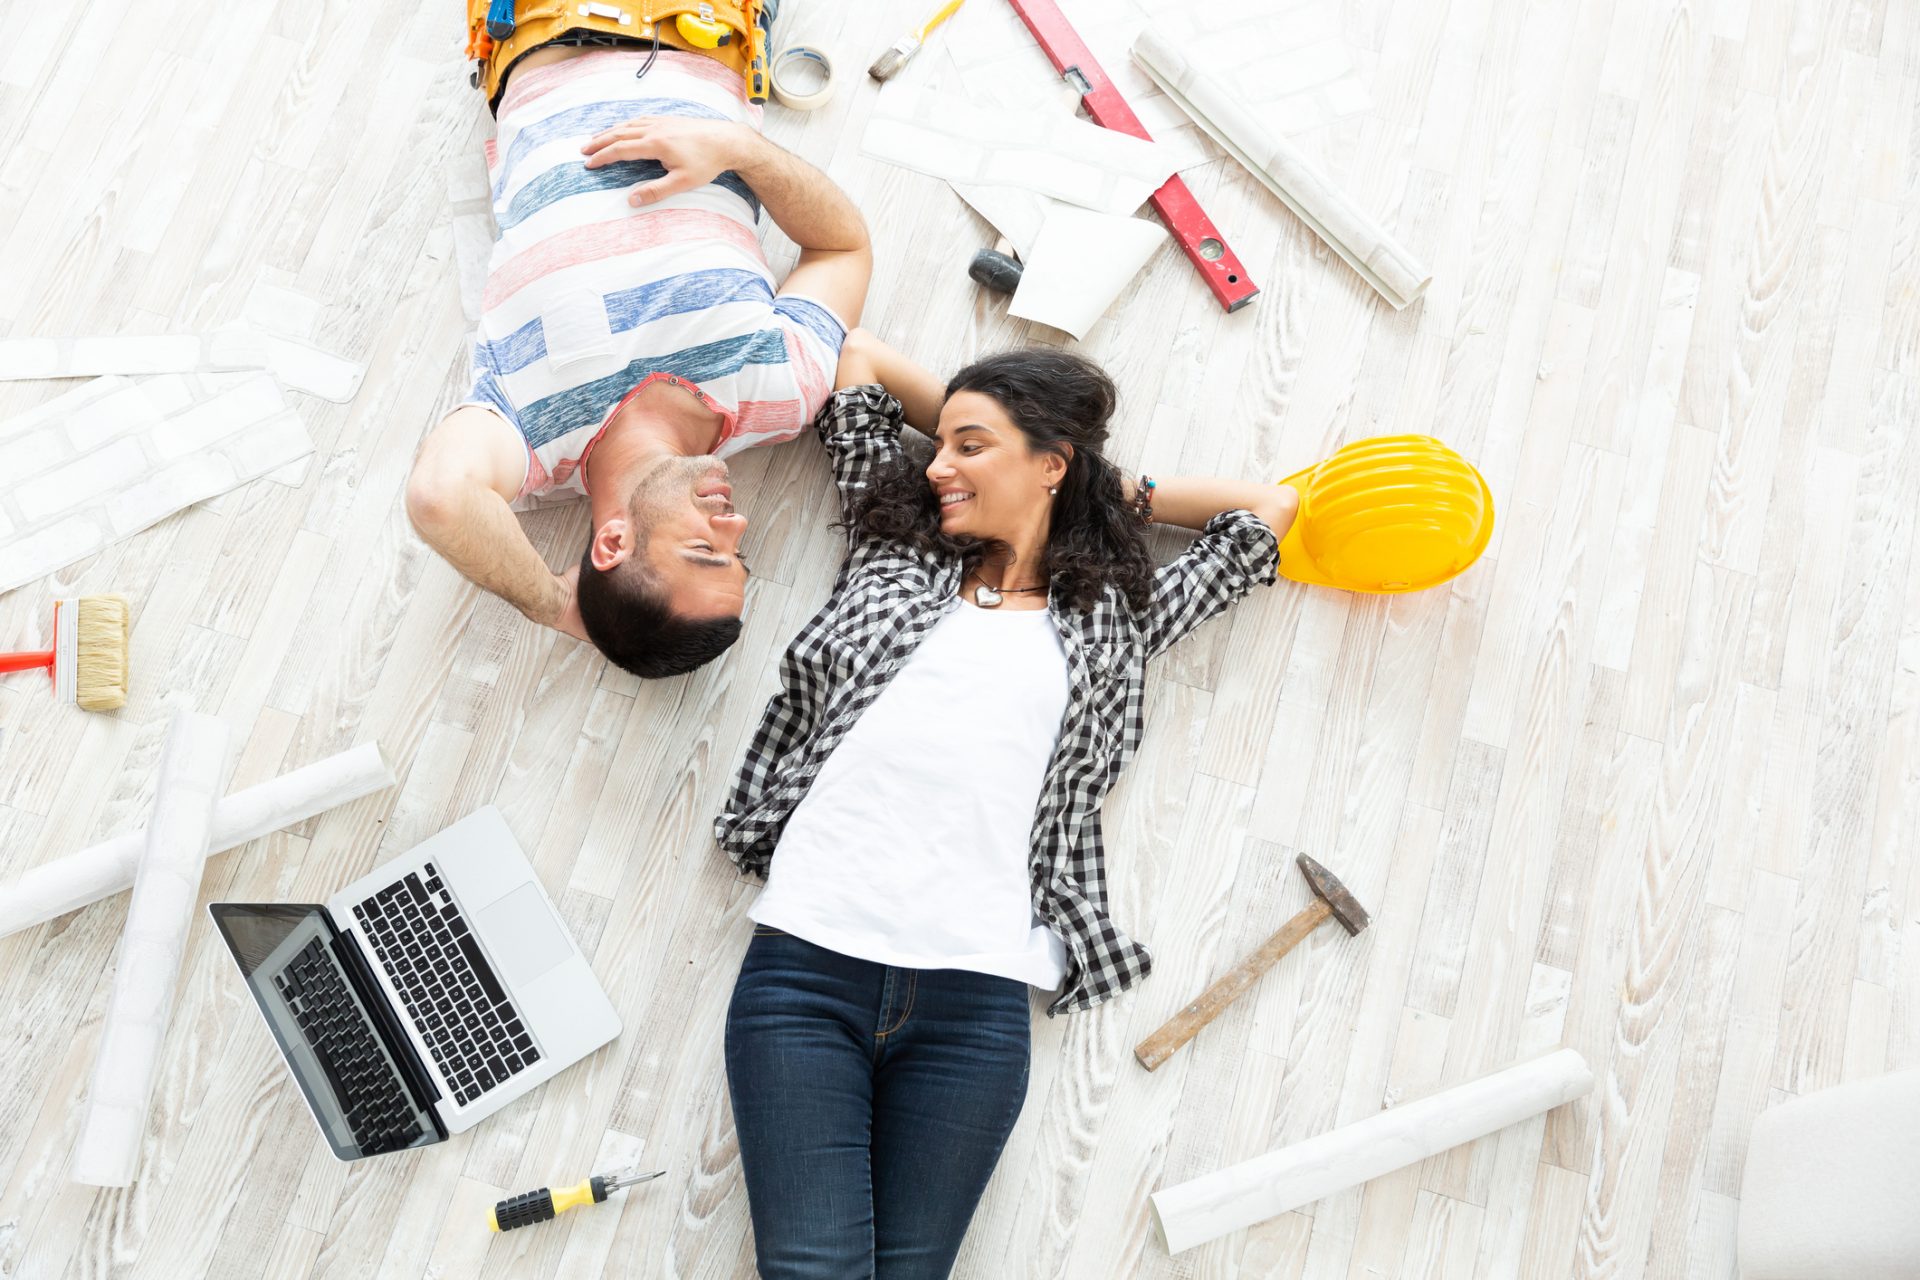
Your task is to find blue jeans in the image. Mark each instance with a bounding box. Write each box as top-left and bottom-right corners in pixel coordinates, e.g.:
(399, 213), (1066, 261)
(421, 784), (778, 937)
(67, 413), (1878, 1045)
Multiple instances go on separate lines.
(725, 930), (1033, 1279)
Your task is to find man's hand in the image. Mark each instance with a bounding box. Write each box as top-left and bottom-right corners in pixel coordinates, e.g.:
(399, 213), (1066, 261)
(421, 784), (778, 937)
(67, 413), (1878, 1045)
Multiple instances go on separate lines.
(586, 113), (875, 360)
(410, 406), (596, 642)
(550, 564), (590, 643)
(582, 117), (755, 207)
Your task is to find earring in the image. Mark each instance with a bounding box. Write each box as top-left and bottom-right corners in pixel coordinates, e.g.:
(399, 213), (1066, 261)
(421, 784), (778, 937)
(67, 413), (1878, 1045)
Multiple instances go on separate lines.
(1049, 486), (1058, 495)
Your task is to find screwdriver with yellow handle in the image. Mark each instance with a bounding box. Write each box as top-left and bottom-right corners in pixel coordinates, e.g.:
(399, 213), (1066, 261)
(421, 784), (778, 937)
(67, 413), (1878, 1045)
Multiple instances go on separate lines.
(488, 1167), (664, 1232)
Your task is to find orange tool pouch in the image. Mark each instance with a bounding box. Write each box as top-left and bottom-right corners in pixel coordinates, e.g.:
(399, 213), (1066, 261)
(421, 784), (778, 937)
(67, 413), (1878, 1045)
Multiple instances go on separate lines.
(466, 0), (760, 113)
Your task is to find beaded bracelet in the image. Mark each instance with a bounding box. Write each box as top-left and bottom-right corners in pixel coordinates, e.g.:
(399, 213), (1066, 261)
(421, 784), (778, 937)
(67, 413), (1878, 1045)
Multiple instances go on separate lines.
(1132, 474), (1157, 526)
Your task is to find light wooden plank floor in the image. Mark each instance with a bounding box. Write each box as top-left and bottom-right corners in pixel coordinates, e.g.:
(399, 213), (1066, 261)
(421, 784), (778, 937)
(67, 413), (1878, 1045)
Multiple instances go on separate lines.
(2, 0), (1915, 1275)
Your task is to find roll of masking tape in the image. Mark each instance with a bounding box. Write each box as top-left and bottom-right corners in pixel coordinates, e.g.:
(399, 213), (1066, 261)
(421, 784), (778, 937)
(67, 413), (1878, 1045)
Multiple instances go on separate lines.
(771, 44), (836, 110)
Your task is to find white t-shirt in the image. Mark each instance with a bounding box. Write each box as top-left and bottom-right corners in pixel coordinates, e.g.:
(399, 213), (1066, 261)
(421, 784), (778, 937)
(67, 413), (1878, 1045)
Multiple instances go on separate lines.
(749, 599), (1072, 989)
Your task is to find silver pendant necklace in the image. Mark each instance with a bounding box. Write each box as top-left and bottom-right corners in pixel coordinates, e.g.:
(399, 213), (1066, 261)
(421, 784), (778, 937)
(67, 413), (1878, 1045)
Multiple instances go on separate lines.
(970, 574), (1046, 609)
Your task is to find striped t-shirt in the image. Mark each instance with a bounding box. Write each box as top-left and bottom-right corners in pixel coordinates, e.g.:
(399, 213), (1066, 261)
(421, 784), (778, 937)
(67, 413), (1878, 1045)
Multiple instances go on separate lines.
(463, 49), (845, 507)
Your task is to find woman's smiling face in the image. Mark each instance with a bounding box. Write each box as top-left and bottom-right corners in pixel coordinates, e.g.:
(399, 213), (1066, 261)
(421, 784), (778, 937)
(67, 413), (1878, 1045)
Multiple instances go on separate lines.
(926, 391), (1066, 541)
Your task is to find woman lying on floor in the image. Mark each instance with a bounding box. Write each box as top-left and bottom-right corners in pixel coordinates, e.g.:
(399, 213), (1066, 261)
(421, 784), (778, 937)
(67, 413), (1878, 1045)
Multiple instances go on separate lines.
(712, 329), (1299, 1279)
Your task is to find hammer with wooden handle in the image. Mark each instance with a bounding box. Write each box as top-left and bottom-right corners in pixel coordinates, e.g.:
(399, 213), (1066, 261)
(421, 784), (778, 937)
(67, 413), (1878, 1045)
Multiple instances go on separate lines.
(1134, 853), (1371, 1071)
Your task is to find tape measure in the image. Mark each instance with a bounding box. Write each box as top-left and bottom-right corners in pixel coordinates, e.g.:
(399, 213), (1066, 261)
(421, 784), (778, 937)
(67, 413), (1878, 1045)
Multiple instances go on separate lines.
(675, 9), (732, 46)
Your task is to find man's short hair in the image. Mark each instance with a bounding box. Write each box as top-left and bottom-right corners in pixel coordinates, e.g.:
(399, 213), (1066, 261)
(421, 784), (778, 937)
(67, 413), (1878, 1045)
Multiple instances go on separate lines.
(575, 545), (743, 678)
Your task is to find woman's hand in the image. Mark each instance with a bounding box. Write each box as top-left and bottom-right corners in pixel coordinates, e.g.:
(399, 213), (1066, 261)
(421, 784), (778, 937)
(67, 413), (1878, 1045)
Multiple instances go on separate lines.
(1124, 475), (1301, 537)
(833, 328), (947, 430)
(582, 117), (757, 207)
(1255, 484), (1301, 540)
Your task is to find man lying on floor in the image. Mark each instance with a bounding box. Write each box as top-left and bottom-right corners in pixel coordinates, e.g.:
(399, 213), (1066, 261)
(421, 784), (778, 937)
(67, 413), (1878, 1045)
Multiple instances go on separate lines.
(407, 0), (867, 678)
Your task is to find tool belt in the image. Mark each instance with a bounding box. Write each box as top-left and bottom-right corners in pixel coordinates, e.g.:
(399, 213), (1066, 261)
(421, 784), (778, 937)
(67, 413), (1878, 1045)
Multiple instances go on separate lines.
(466, 0), (762, 113)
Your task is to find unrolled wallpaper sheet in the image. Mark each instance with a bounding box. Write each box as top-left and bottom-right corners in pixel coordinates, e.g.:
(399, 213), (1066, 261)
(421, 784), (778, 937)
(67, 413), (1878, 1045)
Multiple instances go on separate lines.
(862, 67), (1178, 337)
(445, 152), (497, 326)
(862, 84), (1178, 218)
(241, 281), (325, 339)
(0, 326), (364, 403)
(1008, 206), (1168, 339)
(0, 332), (266, 380)
(71, 711), (231, 1188)
(948, 81), (1087, 261)
(0, 372), (313, 596)
(937, 0), (1372, 152)
(855, 0), (1375, 339)
(237, 329), (366, 404)
(909, 0), (1373, 292)
(0, 742), (396, 941)
(234, 279), (368, 403)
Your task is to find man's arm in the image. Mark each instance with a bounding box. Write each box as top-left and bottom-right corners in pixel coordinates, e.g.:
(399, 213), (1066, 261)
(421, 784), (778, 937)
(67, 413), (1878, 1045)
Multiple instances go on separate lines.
(581, 118), (871, 328)
(733, 133), (872, 330)
(405, 407), (588, 640)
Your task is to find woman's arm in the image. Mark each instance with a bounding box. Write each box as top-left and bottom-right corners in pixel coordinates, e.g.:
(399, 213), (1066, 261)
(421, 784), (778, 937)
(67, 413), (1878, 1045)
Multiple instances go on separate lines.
(834, 328), (945, 430)
(1120, 474), (1299, 539)
(1136, 488), (1299, 658)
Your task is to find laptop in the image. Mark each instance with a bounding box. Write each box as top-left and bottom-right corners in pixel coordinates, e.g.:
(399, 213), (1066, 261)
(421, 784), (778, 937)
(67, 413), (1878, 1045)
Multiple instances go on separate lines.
(209, 806), (621, 1160)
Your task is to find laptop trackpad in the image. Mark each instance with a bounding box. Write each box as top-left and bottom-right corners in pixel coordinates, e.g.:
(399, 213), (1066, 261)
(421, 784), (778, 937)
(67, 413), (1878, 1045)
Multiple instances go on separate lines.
(477, 884), (572, 988)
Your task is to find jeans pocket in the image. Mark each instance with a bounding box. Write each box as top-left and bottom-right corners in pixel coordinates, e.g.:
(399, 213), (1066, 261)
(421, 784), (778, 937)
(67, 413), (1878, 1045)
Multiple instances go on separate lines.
(751, 927), (788, 937)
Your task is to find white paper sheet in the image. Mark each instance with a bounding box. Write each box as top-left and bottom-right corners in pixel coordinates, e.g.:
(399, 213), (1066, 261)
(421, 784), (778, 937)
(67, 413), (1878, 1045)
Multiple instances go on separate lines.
(862, 84), (1177, 217)
(0, 372), (314, 596)
(0, 743), (396, 940)
(71, 711), (230, 1187)
(1008, 207), (1168, 340)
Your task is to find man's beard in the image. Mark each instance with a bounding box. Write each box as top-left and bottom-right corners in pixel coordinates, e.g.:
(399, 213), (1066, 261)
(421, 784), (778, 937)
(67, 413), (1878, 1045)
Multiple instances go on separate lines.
(628, 454), (721, 524)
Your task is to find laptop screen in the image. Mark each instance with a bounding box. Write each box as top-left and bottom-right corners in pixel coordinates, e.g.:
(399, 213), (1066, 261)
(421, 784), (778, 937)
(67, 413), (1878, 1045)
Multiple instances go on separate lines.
(209, 903), (442, 1161)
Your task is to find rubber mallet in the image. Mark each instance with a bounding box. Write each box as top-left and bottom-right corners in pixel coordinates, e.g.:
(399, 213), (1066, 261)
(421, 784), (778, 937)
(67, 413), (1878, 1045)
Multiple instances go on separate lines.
(1134, 853), (1371, 1070)
(969, 238), (1023, 294)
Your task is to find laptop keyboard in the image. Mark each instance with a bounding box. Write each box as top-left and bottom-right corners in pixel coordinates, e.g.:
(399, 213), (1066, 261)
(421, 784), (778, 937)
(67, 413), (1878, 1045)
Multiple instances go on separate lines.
(349, 862), (541, 1108)
(274, 939), (421, 1155)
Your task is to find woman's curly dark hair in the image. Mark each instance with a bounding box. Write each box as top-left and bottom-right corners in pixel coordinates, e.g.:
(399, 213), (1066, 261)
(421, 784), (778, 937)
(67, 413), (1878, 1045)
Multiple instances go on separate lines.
(848, 349), (1155, 613)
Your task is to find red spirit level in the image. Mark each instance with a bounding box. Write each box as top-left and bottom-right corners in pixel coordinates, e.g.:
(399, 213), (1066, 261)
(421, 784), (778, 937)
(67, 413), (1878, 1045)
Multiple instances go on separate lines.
(1007, 0), (1259, 312)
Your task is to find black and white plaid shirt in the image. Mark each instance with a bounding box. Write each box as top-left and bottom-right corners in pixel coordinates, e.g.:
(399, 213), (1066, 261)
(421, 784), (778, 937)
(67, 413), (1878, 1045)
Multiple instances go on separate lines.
(714, 385), (1280, 1014)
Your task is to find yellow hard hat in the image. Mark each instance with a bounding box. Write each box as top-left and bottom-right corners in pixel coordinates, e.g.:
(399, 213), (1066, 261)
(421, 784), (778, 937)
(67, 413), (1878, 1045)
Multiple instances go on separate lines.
(1276, 435), (1494, 593)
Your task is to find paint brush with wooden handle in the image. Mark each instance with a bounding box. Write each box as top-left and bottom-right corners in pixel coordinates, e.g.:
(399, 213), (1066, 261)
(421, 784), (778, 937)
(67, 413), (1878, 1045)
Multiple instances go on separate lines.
(0, 594), (131, 711)
(869, 0), (965, 80)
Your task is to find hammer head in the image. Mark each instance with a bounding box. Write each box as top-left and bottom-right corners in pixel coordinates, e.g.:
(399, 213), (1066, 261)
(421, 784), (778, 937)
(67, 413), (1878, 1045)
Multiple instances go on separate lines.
(1297, 853), (1371, 935)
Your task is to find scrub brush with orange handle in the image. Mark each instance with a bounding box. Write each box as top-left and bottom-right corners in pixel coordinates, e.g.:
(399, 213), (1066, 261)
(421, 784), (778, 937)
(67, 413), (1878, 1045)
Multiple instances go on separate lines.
(0, 595), (130, 711)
